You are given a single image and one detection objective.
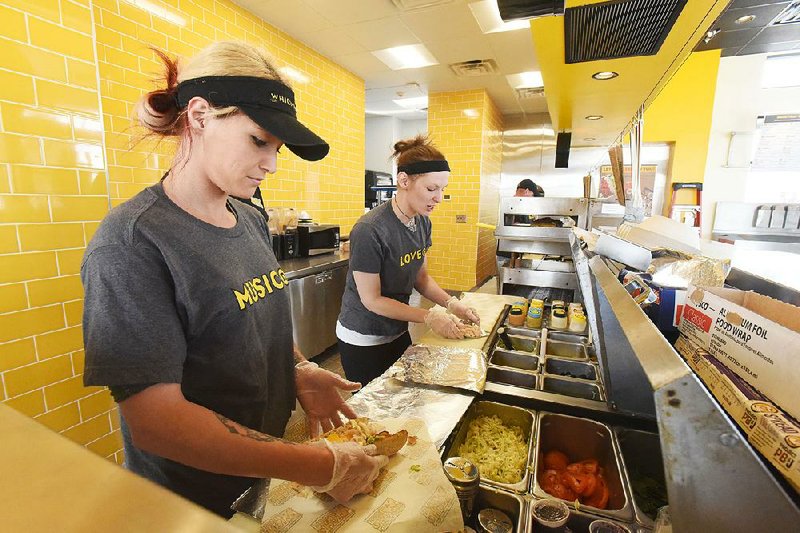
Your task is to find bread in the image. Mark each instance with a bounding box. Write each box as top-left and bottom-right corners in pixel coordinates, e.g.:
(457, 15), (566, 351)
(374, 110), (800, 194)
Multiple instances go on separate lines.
(314, 418), (408, 456)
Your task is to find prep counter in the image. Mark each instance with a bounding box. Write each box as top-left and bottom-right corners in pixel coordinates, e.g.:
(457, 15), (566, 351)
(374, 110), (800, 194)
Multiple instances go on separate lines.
(237, 233), (800, 532)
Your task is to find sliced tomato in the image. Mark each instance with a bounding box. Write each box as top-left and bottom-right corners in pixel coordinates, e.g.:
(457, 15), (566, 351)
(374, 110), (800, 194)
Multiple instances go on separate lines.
(543, 450), (570, 471)
(583, 474), (609, 509)
(548, 482), (577, 501)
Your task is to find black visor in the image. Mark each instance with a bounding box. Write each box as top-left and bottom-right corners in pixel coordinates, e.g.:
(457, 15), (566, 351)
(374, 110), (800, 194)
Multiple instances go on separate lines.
(176, 76), (329, 161)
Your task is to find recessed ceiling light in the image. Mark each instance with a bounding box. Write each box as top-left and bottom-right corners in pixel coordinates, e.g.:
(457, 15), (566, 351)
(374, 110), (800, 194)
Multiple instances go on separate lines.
(703, 28), (720, 44)
(372, 44), (439, 70)
(506, 71), (544, 89)
(735, 14), (756, 24)
(584, 137), (596, 141)
(592, 71), (618, 80)
(585, 115), (603, 120)
(468, 0), (529, 33)
(393, 96), (428, 110)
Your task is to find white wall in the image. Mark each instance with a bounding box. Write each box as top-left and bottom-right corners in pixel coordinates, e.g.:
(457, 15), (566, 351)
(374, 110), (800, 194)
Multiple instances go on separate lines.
(365, 116), (400, 173)
(366, 116), (429, 174)
(399, 119), (427, 141)
(702, 54), (800, 238)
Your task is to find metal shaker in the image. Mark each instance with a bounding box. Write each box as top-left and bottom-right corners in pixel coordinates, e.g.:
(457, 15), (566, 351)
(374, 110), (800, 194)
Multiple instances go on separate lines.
(443, 457), (480, 523)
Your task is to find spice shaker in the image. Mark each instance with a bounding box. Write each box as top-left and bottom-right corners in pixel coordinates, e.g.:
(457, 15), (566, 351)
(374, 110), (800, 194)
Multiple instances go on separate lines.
(443, 457), (480, 523)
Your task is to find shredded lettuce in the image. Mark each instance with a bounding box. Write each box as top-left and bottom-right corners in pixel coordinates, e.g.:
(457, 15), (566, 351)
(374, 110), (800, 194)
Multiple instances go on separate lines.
(456, 414), (527, 483)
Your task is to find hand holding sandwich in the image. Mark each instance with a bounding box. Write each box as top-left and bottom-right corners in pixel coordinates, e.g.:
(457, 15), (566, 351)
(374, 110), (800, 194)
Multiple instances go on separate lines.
(310, 440), (389, 503)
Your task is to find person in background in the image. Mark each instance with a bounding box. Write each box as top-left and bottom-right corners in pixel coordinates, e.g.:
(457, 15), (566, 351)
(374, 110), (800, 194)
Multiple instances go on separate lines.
(336, 135), (480, 386)
(81, 41), (387, 517)
(515, 178), (545, 198)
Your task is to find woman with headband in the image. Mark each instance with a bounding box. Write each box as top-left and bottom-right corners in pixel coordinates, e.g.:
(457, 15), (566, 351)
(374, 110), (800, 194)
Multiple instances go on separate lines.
(336, 135), (481, 386)
(81, 42), (387, 517)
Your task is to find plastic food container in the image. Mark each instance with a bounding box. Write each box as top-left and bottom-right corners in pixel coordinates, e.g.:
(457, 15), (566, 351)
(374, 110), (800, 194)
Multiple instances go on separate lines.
(588, 519), (629, 532)
(531, 498), (569, 528)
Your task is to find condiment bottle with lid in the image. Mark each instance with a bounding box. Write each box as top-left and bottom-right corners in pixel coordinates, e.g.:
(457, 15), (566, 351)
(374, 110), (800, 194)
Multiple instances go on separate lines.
(550, 307), (568, 329)
(526, 304), (543, 329)
(508, 307), (525, 327)
(443, 457), (480, 523)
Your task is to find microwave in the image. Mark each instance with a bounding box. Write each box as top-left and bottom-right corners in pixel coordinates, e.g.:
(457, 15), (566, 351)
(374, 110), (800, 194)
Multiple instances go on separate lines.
(297, 224), (340, 257)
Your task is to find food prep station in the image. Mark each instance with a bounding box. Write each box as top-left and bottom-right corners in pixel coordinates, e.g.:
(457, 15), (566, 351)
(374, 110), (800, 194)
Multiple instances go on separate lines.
(236, 230), (800, 532)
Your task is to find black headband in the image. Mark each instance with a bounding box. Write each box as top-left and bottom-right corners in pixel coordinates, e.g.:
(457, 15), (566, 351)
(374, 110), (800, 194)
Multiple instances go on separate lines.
(397, 160), (450, 175)
(176, 76), (297, 117)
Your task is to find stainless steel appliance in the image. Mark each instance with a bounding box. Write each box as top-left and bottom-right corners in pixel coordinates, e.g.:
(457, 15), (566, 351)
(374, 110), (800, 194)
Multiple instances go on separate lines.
(494, 196), (591, 296)
(287, 264), (347, 358)
(365, 170), (395, 209)
(297, 223), (340, 257)
(280, 228), (299, 259)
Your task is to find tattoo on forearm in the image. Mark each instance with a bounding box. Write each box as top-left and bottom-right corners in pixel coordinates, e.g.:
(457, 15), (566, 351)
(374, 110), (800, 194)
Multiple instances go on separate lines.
(214, 413), (297, 445)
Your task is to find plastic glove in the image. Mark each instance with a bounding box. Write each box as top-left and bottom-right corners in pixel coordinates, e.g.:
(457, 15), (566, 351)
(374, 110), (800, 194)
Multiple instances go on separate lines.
(296, 361), (361, 438)
(310, 440), (389, 503)
(424, 309), (464, 339)
(446, 296), (481, 326)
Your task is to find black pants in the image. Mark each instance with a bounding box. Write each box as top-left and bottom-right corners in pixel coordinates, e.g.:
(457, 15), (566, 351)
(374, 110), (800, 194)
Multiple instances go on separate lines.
(338, 332), (412, 387)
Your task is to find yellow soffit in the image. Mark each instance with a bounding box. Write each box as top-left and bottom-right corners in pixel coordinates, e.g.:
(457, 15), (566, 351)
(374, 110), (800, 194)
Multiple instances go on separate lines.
(530, 0), (729, 145)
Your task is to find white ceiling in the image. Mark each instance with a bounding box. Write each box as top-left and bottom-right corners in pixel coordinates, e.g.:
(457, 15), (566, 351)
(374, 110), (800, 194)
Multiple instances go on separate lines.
(231, 0), (547, 120)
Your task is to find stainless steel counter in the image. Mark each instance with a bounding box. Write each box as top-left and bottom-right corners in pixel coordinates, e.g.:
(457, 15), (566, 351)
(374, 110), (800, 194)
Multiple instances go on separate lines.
(278, 250), (349, 280)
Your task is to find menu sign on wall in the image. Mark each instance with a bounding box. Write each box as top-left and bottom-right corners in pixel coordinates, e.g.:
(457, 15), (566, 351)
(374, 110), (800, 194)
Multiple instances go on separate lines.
(752, 114), (800, 170)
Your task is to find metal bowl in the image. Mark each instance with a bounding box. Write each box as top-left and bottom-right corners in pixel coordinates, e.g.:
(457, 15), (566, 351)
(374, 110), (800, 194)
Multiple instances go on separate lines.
(488, 367), (539, 390)
(532, 412), (633, 522)
(491, 350), (540, 373)
(544, 340), (588, 360)
(475, 485), (527, 533)
(442, 400), (536, 494)
(614, 428), (667, 528)
(544, 358), (597, 381)
(542, 376), (603, 401)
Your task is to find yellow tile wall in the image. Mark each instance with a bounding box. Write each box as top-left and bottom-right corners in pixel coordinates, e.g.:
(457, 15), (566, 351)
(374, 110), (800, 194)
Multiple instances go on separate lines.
(93, 0), (365, 233)
(477, 94), (503, 285)
(427, 90), (503, 291)
(2, 0), (366, 464)
(0, 0), (117, 459)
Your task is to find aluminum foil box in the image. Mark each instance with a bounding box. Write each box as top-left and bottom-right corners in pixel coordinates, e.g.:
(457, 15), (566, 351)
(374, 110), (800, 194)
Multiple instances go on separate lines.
(678, 285), (800, 422)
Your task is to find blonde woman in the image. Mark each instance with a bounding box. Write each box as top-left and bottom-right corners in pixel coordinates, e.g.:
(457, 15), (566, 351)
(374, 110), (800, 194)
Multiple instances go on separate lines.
(336, 136), (480, 386)
(81, 42), (386, 517)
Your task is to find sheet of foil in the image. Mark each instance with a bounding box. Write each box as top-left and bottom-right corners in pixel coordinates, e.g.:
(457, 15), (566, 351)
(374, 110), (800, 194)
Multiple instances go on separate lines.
(347, 374), (475, 450)
(385, 343), (488, 393)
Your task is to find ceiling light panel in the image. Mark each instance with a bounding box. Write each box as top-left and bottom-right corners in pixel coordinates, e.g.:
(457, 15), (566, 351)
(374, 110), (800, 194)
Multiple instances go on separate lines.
(372, 44), (439, 70)
(506, 71), (544, 88)
(469, 0), (530, 33)
(393, 96), (429, 109)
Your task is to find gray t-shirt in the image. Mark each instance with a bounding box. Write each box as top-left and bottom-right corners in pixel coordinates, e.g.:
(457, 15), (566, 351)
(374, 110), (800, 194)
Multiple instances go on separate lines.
(81, 181), (295, 516)
(338, 201), (432, 336)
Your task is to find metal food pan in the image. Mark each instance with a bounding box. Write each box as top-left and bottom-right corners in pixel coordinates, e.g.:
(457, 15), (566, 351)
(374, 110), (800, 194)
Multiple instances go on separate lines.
(503, 327), (542, 339)
(544, 340), (588, 360)
(442, 400), (536, 494)
(614, 428), (667, 529)
(491, 350), (540, 373)
(527, 501), (634, 533)
(503, 334), (539, 354)
(547, 331), (590, 344)
(544, 358), (597, 381)
(542, 376), (603, 402)
(488, 367), (539, 390)
(532, 413), (633, 522)
(474, 485), (527, 533)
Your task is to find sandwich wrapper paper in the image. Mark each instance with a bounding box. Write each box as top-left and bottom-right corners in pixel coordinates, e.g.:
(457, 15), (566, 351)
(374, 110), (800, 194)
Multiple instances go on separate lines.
(260, 417), (464, 533)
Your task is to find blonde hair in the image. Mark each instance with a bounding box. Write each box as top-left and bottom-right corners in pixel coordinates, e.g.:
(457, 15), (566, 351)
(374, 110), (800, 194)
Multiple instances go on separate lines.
(135, 41), (289, 136)
(392, 135), (447, 176)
